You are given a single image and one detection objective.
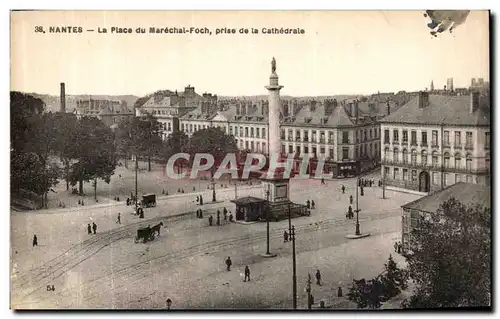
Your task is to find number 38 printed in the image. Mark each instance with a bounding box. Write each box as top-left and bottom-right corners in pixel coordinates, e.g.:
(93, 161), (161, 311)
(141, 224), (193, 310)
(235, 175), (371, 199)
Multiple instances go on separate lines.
(46, 285), (55, 291)
(35, 26), (45, 33)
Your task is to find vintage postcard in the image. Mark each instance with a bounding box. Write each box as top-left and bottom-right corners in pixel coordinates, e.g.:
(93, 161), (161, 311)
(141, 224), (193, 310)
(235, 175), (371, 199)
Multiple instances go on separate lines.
(10, 10), (491, 310)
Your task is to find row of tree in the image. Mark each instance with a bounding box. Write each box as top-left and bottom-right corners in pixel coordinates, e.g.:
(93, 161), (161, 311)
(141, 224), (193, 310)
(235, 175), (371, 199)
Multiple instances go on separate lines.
(11, 92), (241, 208)
(346, 198), (491, 309)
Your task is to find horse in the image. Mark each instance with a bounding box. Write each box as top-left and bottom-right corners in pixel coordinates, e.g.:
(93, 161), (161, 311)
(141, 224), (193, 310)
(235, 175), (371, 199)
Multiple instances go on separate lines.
(151, 222), (164, 236)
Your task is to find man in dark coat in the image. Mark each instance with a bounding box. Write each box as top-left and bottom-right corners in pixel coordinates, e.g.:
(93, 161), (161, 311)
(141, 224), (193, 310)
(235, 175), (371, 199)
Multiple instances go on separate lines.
(244, 266), (251, 282)
(311, 200), (315, 209)
(216, 215), (221, 226)
(350, 195), (353, 205)
(225, 256), (232, 271)
(217, 209), (221, 219)
(360, 187), (364, 196)
(208, 215), (213, 226)
(341, 185), (345, 194)
(223, 209), (228, 221)
(87, 224), (92, 234)
(199, 195), (203, 205)
(32, 234), (38, 247)
(116, 213), (121, 224)
(284, 230), (289, 243)
(348, 206), (353, 219)
(92, 222), (97, 234)
(316, 269), (322, 285)
(199, 209), (203, 218)
(228, 213), (233, 222)
(306, 200), (311, 209)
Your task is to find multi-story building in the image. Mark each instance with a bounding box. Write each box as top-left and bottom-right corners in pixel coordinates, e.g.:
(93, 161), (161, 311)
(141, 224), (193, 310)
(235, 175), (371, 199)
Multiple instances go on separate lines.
(379, 91), (490, 194)
(73, 97), (134, 128)
(135, 86), (217, 140)
(401, 182), (490, 254)
(280, 98), (382, 176)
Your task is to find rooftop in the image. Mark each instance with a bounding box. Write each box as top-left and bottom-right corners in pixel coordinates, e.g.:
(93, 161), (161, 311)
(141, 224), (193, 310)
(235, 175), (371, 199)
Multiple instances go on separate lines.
(402, 182), (491, 213)
(380, 94), (490, 126)
(231, 196), (267, 205)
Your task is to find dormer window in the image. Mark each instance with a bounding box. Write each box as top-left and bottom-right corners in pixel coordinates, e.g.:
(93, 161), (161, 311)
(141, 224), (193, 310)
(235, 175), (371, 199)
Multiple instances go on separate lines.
(304, 117), (312, 124)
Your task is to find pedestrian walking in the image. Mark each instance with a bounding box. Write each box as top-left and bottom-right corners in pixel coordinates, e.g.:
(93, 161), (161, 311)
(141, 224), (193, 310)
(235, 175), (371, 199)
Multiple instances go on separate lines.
(217, 209), (221, 219)
(284, 230), (289, 243)
(224, 210), (228, 221)
(349, 195), (353, 205)
(341, 185), (345, 194)
(244, 266), (251, 282)
(394, 242), (398, 252)
(337, 287), (343, 297)
(216, 215), (220, 226)
(199, 209), (203, 218)
(321, 178), (326, 185)
(92, 222), (97, 234)
(32, 234), (38, 247)
(348, 206), (353, 219)
(116, 213), (121, 224)
(225, 256), (232, 271)
(316, 269), (322, 285)
(199, 195), (204, 206)
(360, 187), (364, 196)
(311, 200), (315, 209)
(228, 213), (233, 222)
(196, 195), (199, 204)
(306, 200), (311, 209)
(208, 215), (213, 226)
(87, 223), (92, 234)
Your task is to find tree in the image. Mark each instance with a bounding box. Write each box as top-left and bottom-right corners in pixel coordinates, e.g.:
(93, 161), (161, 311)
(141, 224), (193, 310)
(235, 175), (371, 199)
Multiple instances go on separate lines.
(10, 91), (44, 154)
(347, 255), (408, 309)
(402, 198), (491, 308)
(130, 115), (163, 172)
(114, 118), (134, 168)
(161, 130), (189, 172)
(52, 113), (79, 190)
(69, 117), (117, 196)
(185, 126), (238, 177)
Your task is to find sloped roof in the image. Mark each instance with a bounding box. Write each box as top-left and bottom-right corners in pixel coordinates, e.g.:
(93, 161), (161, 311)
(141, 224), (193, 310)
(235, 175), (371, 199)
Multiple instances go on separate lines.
(219, 104), (268, 124)
(231, 196), (266, 205)
(402, 182), (491, 213)
(380, 95), (490, 126)
(180, 106), (217, 121)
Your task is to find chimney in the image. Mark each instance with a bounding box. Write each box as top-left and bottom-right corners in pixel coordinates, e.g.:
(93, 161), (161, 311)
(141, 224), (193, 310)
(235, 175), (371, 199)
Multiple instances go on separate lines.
(236, 104), (240, 115)
(354, 101), (359, 122)
(386, 101), (391, 115)
(60, 82), (66, 113)
(470, 91), (480, 113)
(418, 91), (430, 109)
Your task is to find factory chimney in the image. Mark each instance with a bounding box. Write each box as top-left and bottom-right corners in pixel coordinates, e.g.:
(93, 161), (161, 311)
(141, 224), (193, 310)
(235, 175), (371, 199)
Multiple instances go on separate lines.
(60, 82), (66, 113)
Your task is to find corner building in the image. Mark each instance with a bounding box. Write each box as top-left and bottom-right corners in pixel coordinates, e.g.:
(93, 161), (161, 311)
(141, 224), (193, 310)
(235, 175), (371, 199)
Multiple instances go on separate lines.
(379, 91), (490, 194)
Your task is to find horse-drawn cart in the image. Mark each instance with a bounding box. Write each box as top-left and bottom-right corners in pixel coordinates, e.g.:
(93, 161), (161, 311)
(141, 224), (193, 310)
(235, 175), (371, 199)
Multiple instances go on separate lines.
(134, 222), (164, 244)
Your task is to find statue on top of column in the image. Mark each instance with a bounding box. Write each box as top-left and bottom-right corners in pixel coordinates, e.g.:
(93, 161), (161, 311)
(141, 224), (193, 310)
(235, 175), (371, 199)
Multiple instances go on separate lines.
(271, 57), (276, 73)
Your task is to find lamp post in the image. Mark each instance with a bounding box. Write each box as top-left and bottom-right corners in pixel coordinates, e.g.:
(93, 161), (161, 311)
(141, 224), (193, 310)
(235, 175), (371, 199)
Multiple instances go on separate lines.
(355, 177), (361, 236)
(306, 273), (312, 310)
(288, 202), (292, 235)
(211, 178), (216, 203)
(266, 189), (270, 255)
(382, 167), (386, 199)
(135, 154), (138, 213)
(291, 225), (297, 309)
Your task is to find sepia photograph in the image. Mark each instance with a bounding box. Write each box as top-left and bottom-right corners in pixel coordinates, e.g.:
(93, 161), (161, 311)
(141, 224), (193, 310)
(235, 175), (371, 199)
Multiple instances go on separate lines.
(9, 9), (491, 310)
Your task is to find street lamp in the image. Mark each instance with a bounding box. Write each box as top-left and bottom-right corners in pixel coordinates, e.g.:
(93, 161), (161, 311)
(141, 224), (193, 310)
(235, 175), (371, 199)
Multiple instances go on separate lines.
(266, 189), (270, 255)
(306, 273), (312, 310)
(135, 154), (138, 213)
(291, 225), (297, 309)
(355, 177), (361, 236)
(211, 178), (216, 203)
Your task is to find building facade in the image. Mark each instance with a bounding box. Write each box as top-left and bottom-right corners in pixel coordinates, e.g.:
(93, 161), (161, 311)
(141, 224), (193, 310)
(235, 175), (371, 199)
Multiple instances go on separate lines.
(401, 182), (490, 254)
(135, 86), (217, 140)
(74, 97), (134, 128)
(380, 91), (490, 194)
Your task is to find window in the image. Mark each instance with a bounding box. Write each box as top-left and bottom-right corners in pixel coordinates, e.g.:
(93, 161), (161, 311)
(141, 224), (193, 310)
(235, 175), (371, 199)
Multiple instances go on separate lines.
(239, 140), (243, 149)
(342, 147), (349, 160)
(403, 169), (408, 181)
(329, 131), (334, 143)
(252, 128), (255, 137)
(421, 150), (428, 165)
(256, 142), (260, 152)
(432, 130), (438, 146)
(444, 152), (450, 168)
(466, 154), (472, 170)
(235, 127), (238, 136)
(444, 173), (450, 186)
(432, 151), (438, 166)
(256, 128), (260, 138)
(364, 130), (367, 141)
(304, 131), (309, 142)
(181, 123), (185, 131)
(296, 146), (301, 155)
(411, 170), (417, 181)
(262, 142), (266, 153)
(393, 148), (399, 162)
(402, 149), (408, 164)
(444, 131), (450, 146)
(393, 130), (399, 143)
(432, 172), (439, 185)
(455, 174), (460, 184)
(369, 129), (373, 139)
(485, 132), (490, 149)
(296, 130), (301, 141)
(312, 130), (317, 142)
(486, 153), (490, 169)
(320, 131), (325, 143)
(466, 132), (473, 148)
(245, 127), (249, 137)
(229, 126), (233, 135)
(252, 141), (256, 151)
(320, 147), (325, 154)
(466, 175), (473, 183)
(240, 127), (243, 137)
(289, 145), (293, 154)
(355, 147), (359, 159)
(402, 130), (408, 143)
(245, 141), (249, 149)
(411, 150), (417, 165)
(329, 148), (334, 158)
(384, 130), (390, 144)
(411, 131), (417, 145)
(343, 131), (349, 144)
(262, 128), (266, 139)
(281, 144), (284, 154)
(394, 168), (400, 180)
(384, 147), (389, 159)
(455, 132), (461, 147)
(280, 129), (285, 139)
(454, 153), (461, 169)
(368, 144), (372, 158)
(384, 166), (390, 178)
(421, 131), (428, 146)
(356, 131), (359, 143)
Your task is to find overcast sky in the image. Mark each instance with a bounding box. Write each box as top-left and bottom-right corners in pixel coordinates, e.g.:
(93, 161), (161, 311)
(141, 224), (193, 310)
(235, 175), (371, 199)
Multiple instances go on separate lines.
(11, 10), (489, 97)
